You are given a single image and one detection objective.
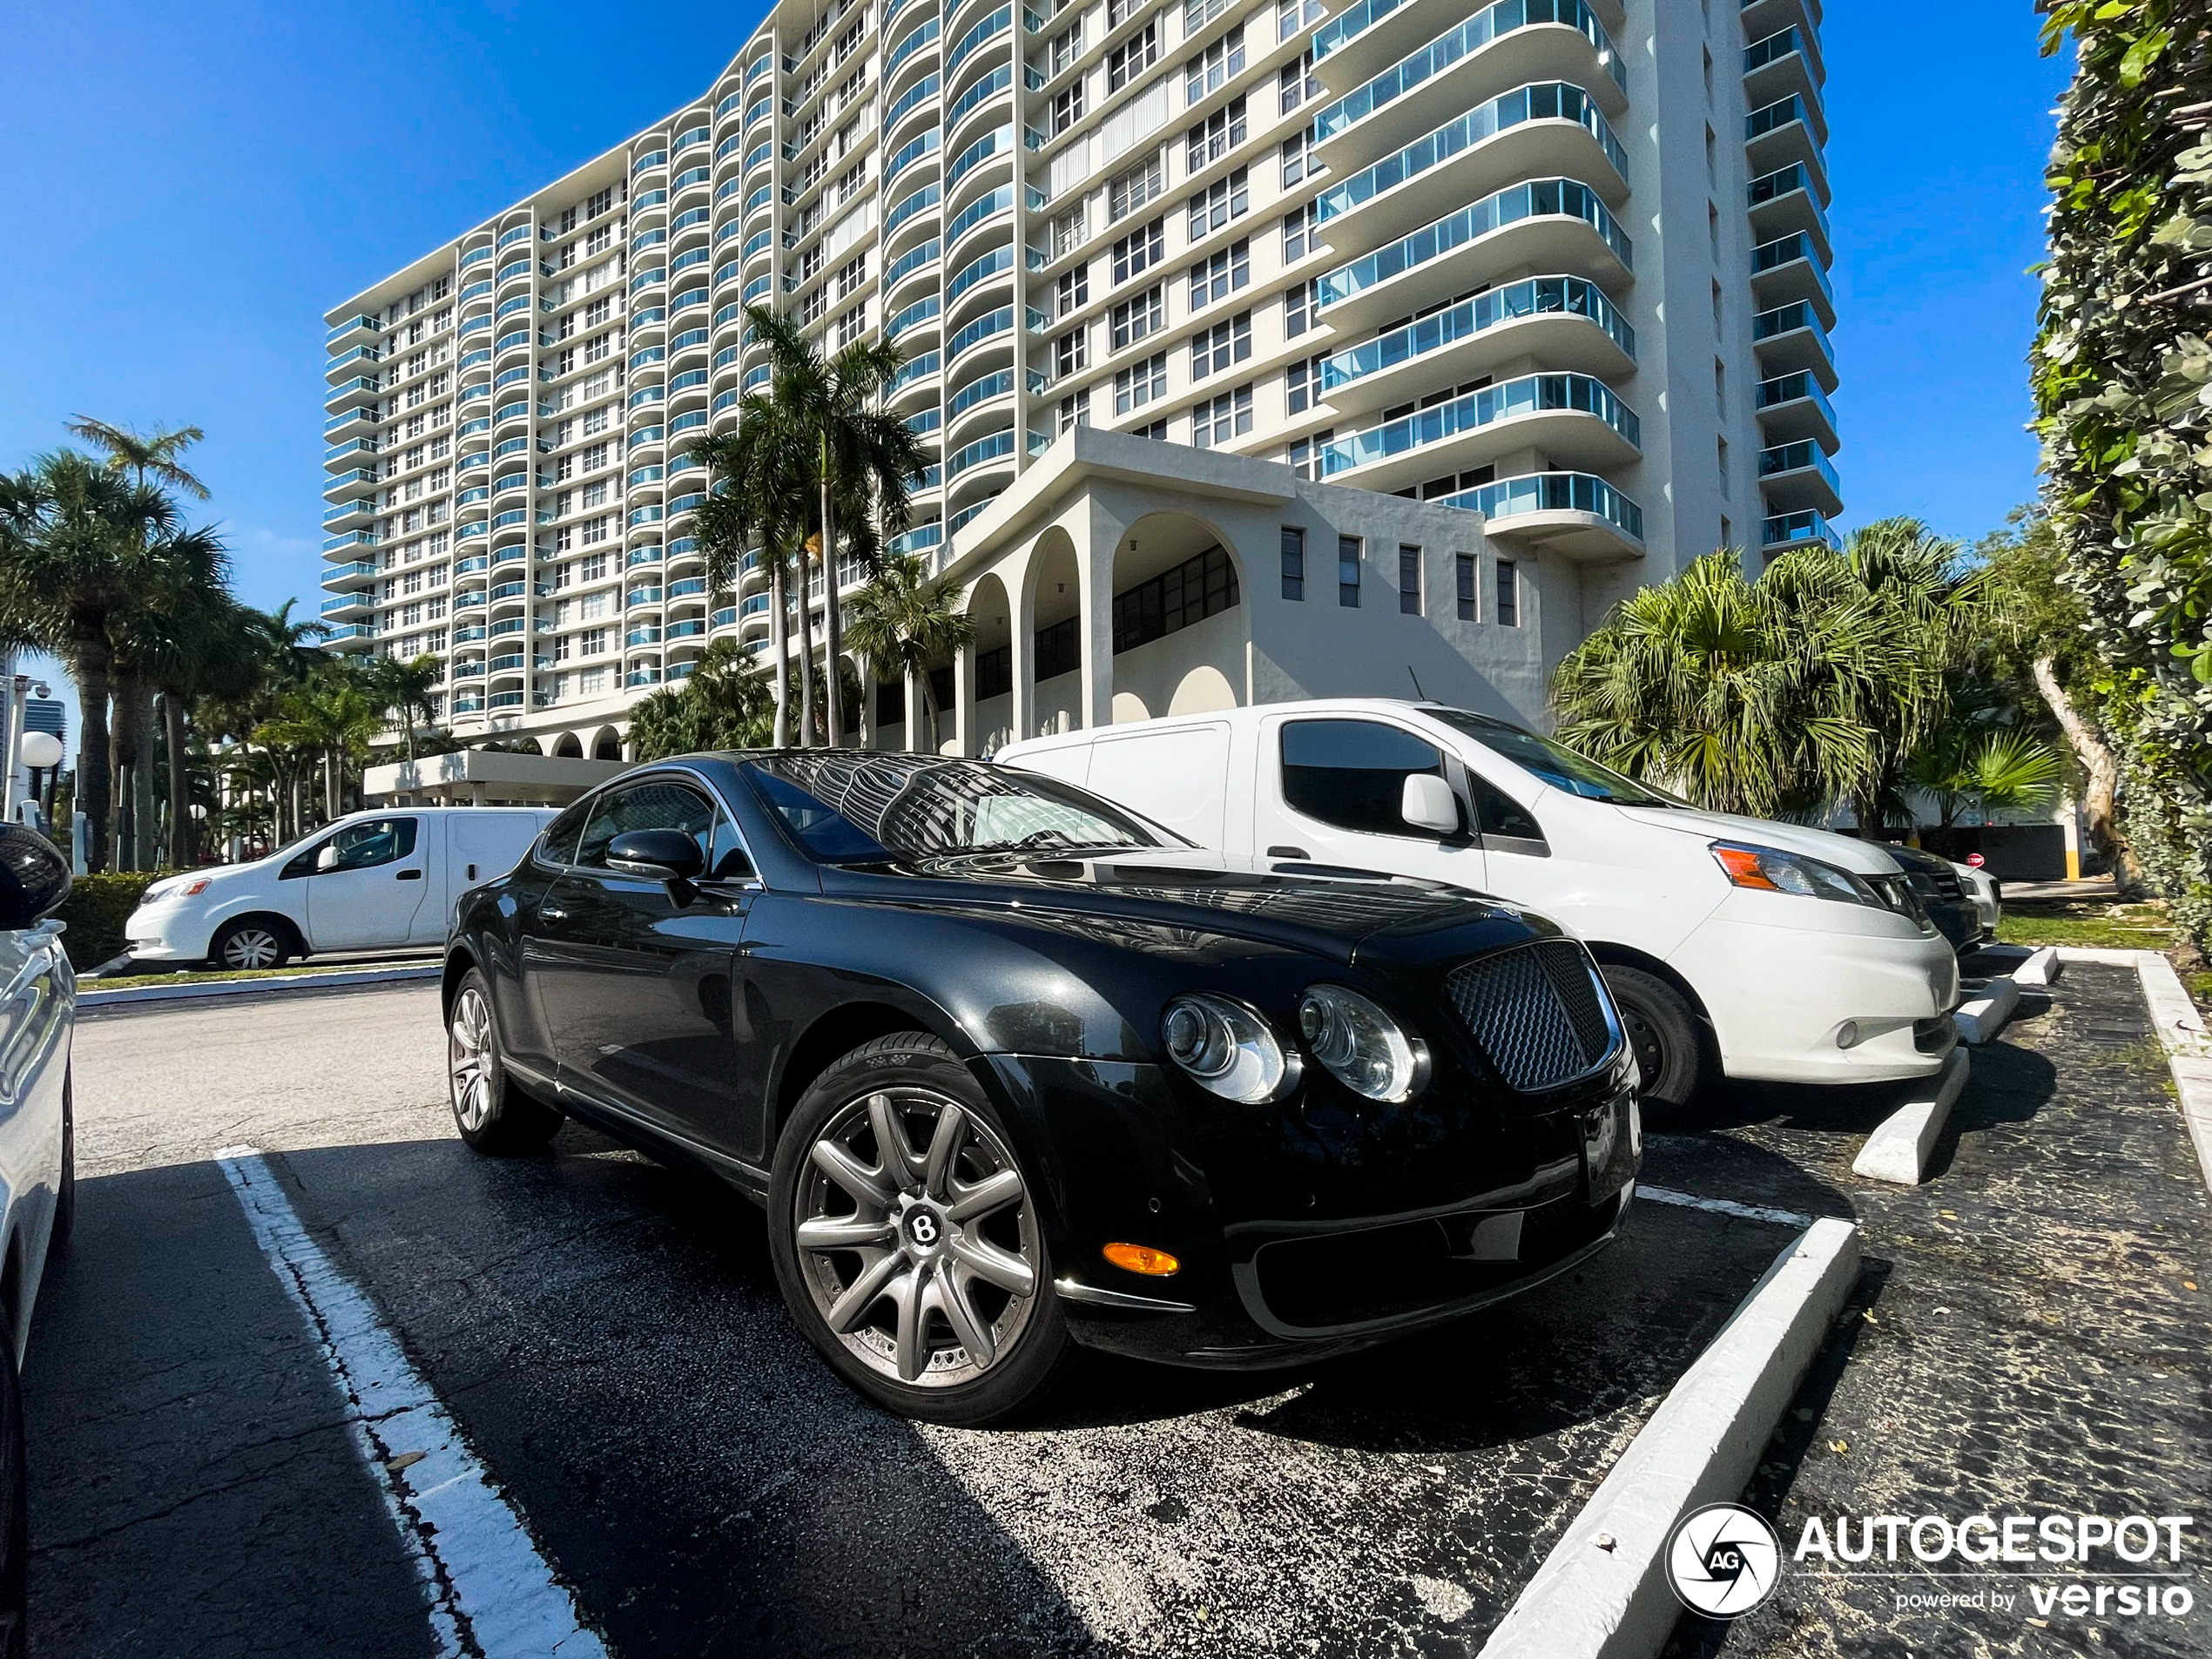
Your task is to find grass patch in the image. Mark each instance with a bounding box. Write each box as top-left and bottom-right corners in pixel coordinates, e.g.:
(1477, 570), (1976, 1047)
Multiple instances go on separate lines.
(1997, 901), (2180, 952)
(84, 963), (425, 990)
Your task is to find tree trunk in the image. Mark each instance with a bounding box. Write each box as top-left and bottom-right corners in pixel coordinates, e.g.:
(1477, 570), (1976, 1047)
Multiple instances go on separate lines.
(163, 692), (191, 867)
(921, 676), (942, 757)
(820, 439), (845, 748)
(2031, 655), (2133, 886)
(770, 557), (791, 748)
(135, 684), (158, 870)
(69, 619), (114, 872)
(796, 553), (818, 748)
(325, 748), (341, 820)
(110, 668), (140, 871)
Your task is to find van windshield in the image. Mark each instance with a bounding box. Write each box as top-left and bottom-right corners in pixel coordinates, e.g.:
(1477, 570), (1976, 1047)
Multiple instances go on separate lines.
(1423, 708), (1681, 807)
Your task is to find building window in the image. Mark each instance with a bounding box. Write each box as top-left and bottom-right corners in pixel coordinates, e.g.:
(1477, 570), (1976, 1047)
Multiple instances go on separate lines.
(1279, 132), (1311, 188)
(1287, 428), (1332, 479)
(1184, 28), (1244, 101)
(1058, 264), (1090, 315)
(1059, 388), (1092, 432)
(1495, 558), (1519, 626)
(1337, 536), (1361, 606)
(1048, 23), (1082, 74)
(1112, 544), (1239, 653)
(1276, 0), (1323, 37)
(1716, 435), (1730, 492)
(1189, 310), (1251, 378)
(1114, 352), (1168, 414)
(1191, 384), (1252, 448)
(1281, 201), (1321, 263)
(1455, 553), (1476, 620)
(1398, 545), (1422, 615)
(1285, 353), (1326, 413)
(1107, 22), (1158, 91)
(1133, 418), (1168, 440)
(1284, 278), (1318, 337)
(1034, 614), (1081, 681)
(1050, 80), (1087, 135)
(836, 255), (867, 300)
(1278, 51), (1320, 114)
(1185, 0), (1233, 31)
(1280, 526), (1305, 600)
(1188, 239), (1250, 309)
(1110, 285), (1165, 350)
(1051, 205), (1087, 257)
(1055, 326), (1089, 378)
(1186, 168), (1248, 239)
(1111, 219), (1164, 284)
(1185, 98), (1247, 171)
(838, 307), (866, 347)
(1109, 152), (1165, 221)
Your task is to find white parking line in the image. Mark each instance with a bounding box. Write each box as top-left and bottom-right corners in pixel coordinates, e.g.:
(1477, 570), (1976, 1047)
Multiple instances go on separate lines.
(217, 1146), (607, 1659)
(1635, 1184), (1816, 1231)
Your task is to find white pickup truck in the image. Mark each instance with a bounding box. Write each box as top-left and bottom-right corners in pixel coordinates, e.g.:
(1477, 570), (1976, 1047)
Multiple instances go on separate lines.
(125, 806), (557, 969)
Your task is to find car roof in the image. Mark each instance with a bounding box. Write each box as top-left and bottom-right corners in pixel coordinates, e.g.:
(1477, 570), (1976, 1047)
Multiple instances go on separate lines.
(998, 698), (1466, 754)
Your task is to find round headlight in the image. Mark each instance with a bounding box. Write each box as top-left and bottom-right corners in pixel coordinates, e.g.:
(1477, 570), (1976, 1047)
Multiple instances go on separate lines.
(1159, 993), (1296, 1104)
(1298, 985), (1426, 1103)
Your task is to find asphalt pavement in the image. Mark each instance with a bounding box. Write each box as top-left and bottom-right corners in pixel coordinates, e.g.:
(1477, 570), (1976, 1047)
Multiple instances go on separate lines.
(32, 983), (1797, 1657)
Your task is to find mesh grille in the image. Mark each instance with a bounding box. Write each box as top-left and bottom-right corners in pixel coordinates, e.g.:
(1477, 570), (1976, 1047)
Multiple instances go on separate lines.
(1444, 941), (1617, 1092)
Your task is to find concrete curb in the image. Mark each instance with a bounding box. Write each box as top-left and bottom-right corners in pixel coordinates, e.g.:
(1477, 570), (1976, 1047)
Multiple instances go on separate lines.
(80, 964), (440, 1007)
(1477, 1217), (1861, 1659)
(1850, 1048), (1973, 1186)
(2049, 948), (2212, 1198)
(1952, 976), (2021, 1046)
(2013, 946), (2062, 988)
(2175, 1057), (2212, 1198)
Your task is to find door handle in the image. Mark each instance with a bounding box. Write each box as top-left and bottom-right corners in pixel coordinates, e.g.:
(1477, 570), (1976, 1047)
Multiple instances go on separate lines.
(396, 868), (423, 880)
(539, 905), (569, 922)
(1267, 845), (1311, 860)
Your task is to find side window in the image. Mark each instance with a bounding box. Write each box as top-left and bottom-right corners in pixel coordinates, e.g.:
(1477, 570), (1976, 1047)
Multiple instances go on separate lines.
(708, 806), (757, 880)
(575, 780), (716, 871)
(1471, 777), (1544, 845)
(285, 818), (419, 878)
(538, 799), (595, 867)
(1279, 719), (1458, 838)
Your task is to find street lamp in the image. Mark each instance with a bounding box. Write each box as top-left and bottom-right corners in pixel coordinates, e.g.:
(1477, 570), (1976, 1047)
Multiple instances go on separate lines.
(18, 731), (63, 832)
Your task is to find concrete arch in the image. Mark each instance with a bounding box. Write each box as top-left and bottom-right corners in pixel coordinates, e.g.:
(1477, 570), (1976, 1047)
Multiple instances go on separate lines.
(1023, 527), (1084, 743)
(1169, 664), (1238, 714)
(1106, 509), (1250, 732)
(590, 725), (623, 762)
(963, 572), (1015, 758)
(552, 732), (584, 759)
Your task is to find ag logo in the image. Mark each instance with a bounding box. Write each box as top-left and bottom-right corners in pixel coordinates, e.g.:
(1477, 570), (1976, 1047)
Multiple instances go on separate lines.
(1666, 1504), (1782, 1618)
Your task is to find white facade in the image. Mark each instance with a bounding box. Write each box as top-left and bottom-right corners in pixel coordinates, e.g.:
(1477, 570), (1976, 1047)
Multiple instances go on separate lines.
(320, 0), (1835, 756)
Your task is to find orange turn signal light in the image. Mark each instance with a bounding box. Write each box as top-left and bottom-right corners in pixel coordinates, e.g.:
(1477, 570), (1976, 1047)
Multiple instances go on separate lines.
(1103, 1242), (1181, 1277)
(1710, 844), (1782, 893)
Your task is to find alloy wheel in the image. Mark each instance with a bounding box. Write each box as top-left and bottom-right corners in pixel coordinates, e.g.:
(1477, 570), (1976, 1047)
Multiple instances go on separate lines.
(222, 927), (282, 970)
(792, 1089), (1040, 1388)
(448, 987), (495, 1132)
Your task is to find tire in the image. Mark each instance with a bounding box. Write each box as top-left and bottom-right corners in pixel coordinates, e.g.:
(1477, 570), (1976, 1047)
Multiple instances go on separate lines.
(1600, 965), (1710, 1111)
(0, 1336), (24, 1659)
(768, 1032), (1071, 1426)
(51, 1073), (74, 1255)
(209, 918), (293, 972)
(446, 968), (563, 1155)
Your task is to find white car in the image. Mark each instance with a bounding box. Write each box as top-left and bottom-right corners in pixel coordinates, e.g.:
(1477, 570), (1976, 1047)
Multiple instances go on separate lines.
(999, 700), (1960, 1107)
(1952, 859), (2002, 934)
(126, 806), (558, 970)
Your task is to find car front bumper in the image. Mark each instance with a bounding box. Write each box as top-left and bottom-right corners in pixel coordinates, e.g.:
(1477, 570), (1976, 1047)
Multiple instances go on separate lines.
(979, 1053), (1641, 1370)
(122, 905), (206, 962)
(1671, 905), (1960, 1084)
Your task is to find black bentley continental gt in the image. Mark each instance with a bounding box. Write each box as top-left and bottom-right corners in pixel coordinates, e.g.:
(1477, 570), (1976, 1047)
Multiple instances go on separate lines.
(442, 751), (1639, 1425)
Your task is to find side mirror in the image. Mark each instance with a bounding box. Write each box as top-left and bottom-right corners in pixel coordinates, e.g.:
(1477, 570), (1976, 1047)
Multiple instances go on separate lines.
(1400, 773), (1460, 836)
(0, 826), (71, 931)
(315, 843), (341, 872)
(606, 828), (706, 885)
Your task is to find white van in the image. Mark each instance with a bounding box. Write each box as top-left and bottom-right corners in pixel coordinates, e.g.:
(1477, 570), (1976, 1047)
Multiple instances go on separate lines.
(1000, 700), (1960, 1106)
(124, 806), (558, 970)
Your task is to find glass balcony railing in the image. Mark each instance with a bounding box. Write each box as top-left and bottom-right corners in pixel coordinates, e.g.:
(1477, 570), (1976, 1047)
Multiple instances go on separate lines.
(886, 126), (942, 188)
(947, 62), (1013, 132)
(886, 238), (942, 294)
(318, 593), (369, 616)
(948, 305), (1014, 358)
(1318, 372), (1637, 475)
(497, 222), (534, 249)
(321, 529), (378, 554)
(1743, 26), (1804, 74)
(947, 242), (1024, 305)
(668, 577), (709, 599)
(1752, 230), (1822, 274)
(886, 17), (941, 79)
(887, 182), (943, 237)
(1746, 95), (1811, 142)
(891, 294), (945, 340)
(887, 71), (944, 135)
(1758, 441), (1840, 490)
(461, 245), (494, 269)
(1761, 509), (1841, 553)
(890, 350), (943, 395)
(323, 559), (376, 583)
(628, 585), (666, 607)
(947, 125), (1016, 191)
(1440, 469), (1643, 540)
(1318, 179), (1630, 307)
(1312, 0), (1626, 140)
(326, 314), (380, 346)
(1322, 274), (1634, 390)
(1318, 84), (1627, 224)
(632, 148), (668, 175)
(888, 523), (944, 557)
(496, 258), (533, 286)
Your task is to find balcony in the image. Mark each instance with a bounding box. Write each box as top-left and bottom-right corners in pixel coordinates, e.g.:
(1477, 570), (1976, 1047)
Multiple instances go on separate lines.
(1743, 24), (1823, 112)
(1316, 179), (1631, 334)
(1440, 469), (1644, 561)
(322, 468), (379, 504)
(320, 528), (380, 556)
(1318, 372), (1640, 489)
(322, 497), (374, 530)
(325, 624), (377, 651)
(320, 560), (377, 588)
(1312, 0), (1629, 141)
(1747, 160), (1832, 255)
(1751, 300), (1838, 388)
(1745, 94), (1827, 178)
(1753, 369), (1838, 449)
(1318, 274), (1635, 421)
(1750, 232), (1836, 327)
(319, 592), (372, 620)
(1759, 509), (1842, 560)
(1757, 441), (1843, 516)
(323, 407), (378, 444)
(326, 315), (381, 356)
(325, 345), (381, 383)
(325, 375), (381, 413)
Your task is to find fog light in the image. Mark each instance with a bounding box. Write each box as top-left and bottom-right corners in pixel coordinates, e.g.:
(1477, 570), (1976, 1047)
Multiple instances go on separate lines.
(1837, 1022), (1860, 1049)
(1103, 1242), (1180, 1277)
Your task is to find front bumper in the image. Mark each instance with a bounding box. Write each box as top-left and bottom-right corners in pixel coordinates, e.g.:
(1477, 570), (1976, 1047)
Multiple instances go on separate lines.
(123, 905), (206, 962)
(981, 1052), (1641, 1369)
(1671, 904), (1960, 1084)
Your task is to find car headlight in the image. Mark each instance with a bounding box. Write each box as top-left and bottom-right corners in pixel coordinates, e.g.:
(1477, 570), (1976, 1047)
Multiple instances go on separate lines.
(1160, 993), (1297, 1103)
(1298, 984), (1427, 1103)
(1710, 841), (1885, 909)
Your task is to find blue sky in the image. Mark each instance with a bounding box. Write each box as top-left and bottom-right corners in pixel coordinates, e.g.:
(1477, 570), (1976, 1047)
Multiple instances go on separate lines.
(1, 1), (2070, 713)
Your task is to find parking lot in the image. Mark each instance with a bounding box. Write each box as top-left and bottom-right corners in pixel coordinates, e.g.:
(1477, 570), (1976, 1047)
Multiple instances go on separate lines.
(28, 962), (2212, 1656)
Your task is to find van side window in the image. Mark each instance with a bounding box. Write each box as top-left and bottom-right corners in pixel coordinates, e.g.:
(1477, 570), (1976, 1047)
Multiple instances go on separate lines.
(1280, 719), (1459, 837)
(1472, 778), (1544, 845)
(281, 818), (418, 880)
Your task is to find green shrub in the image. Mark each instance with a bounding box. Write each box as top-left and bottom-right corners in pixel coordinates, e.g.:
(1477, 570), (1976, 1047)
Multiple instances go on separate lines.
(55, 873), (162, 971)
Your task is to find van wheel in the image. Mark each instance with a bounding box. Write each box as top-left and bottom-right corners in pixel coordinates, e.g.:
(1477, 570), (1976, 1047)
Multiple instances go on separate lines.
(1600, 966), (1708, 1110)
(210, 920), (292, 972)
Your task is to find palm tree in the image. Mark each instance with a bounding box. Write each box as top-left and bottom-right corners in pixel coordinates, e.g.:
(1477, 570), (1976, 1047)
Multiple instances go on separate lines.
(691, 407), (810, 746)
(365, 652), (445, 763)
(64, 418), (210, 499)
(845, 554), (975, 754)
(0, 452), (177, 870)
(1908, 725), (2064, 831)
(111, 528), (237, 867)
(739, 307), (930, 746)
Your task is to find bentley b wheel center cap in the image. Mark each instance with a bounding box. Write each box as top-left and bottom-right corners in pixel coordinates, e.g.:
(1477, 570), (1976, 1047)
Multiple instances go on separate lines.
(899, 1195), (948, 1256)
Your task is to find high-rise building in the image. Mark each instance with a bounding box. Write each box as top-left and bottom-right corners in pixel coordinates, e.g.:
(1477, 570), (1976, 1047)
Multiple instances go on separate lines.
(322, 0), (1835, 759)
